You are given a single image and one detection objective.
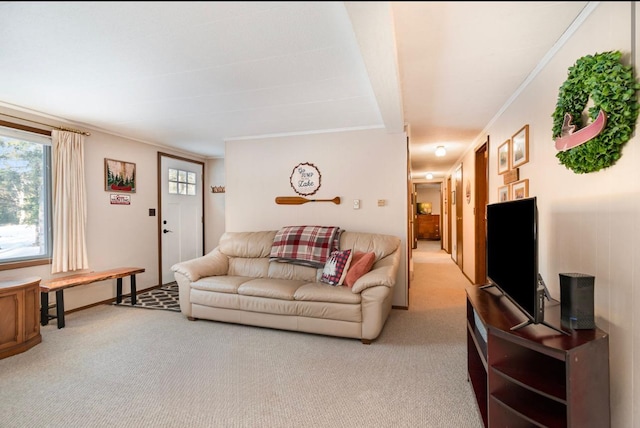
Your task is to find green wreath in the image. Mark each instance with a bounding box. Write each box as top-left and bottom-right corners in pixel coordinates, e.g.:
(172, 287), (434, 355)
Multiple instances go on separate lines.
(552, 51), (640, 174)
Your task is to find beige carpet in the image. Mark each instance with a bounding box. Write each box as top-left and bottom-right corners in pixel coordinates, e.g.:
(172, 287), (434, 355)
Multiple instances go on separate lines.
(0, 241), (482, 428)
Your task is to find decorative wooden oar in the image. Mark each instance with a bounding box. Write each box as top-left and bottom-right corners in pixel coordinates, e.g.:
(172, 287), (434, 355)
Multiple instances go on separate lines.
(275, 196), (341, 205)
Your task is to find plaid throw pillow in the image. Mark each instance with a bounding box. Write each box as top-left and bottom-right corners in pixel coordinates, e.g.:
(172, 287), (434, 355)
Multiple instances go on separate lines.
(320, 249), (353, 286)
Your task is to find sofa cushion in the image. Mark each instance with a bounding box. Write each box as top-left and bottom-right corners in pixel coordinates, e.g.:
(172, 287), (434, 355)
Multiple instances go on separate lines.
(294, 282), (361, 304)
(296, 301), (362, 323)
(228, 257), (270, 278)
(191, 276), (251, 294)
(239, 295), (298, 316)
(344, 251), (376, 288)
(219, 231), (276, 258)
(237, 278), (307, 300)
(320, 249), (352, 285)
(191, 288), (240, 309)
(268, 260), (319, 282)
(339, 231), (400, 262)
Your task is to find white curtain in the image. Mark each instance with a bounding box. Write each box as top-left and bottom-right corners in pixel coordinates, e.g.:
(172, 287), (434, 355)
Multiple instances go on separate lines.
(51, 130), (89, 273)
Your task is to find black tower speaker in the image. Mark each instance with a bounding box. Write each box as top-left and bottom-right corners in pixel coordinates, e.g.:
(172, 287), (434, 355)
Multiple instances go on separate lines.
(559, 273), (595, 329)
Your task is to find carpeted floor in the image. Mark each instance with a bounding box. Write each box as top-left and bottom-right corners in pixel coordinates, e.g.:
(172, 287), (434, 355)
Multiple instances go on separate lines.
(0, 241), (483, 428)
(114, 282), (180, 312)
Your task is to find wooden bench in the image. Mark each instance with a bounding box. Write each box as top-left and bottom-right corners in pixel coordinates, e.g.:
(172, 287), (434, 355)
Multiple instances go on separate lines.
(40, 267), (145, 329)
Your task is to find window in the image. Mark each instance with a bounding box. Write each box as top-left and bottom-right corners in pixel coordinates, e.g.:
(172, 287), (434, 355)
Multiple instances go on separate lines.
(0, 125), (52, 267)
(168, 168), (196, 195)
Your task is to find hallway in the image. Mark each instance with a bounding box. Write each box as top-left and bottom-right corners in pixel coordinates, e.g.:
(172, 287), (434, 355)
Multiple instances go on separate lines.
(412, 239), (448, 264)
(409, 238), (472, 312)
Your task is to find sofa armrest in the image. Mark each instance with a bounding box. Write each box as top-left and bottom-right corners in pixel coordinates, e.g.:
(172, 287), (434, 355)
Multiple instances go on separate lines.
(351, 246), (400, 294)
(171, 248), (229, 282)
(360, 285), (393, 340)
(350, 265), (393, 293)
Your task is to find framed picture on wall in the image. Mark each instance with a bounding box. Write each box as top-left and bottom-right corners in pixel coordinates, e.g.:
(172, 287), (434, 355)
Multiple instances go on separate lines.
(498, 139), (510, 174)
(512, 179), (529, 200)
(498, 185), (510, 202)
(105, 158), (136, 193)
(511, 125), (529, 168)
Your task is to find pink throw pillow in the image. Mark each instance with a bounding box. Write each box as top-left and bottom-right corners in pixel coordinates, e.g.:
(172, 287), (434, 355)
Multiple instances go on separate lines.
(344, 251), (376, 288)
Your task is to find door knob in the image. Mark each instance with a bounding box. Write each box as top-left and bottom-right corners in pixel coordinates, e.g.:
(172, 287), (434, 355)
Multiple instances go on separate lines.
(163, 229), (173, 234)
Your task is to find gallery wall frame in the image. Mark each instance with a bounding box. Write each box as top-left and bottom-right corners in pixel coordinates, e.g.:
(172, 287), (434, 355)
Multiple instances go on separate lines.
(511, 124), (530, 168)
(512, 179), (529, 200)
(498, 185), (510, 202)
(498, 139), (511, 174)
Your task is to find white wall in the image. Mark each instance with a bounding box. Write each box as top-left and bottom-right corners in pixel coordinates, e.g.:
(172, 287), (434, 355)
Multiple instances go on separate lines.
(451, 165), (462, 264)
(225, 128), (409, 307)
(205, 158), (226, 253)
(460, 152), (476, 277)
(415, 184), (441, 215)
(450, 3), (638, 426)
(0, 111), (408, 308)
(0, 106), (206, 311)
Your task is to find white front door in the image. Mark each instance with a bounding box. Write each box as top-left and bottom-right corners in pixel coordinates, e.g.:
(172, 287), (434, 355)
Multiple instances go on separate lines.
(160, 154), (204, 285)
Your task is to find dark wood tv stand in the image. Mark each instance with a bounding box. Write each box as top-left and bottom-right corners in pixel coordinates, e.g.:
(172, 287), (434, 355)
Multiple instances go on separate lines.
(466, 285), (610, 427)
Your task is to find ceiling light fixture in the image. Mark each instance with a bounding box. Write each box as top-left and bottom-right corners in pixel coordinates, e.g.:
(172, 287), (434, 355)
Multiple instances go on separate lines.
(435, 146), (446, 157)
(425, 173), (433, 180)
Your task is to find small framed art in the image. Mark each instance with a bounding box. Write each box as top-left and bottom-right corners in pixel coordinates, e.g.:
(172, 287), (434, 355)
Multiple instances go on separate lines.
(105, 158), (136, 193)
(511, 125), (529, 168)
(498, 139), (510, 174)
(512, 179), (529, 200)
(498, 185), (510, 202)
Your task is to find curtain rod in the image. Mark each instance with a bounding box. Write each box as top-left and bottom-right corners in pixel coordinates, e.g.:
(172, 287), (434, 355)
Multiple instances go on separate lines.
(0, 112), (91, 136)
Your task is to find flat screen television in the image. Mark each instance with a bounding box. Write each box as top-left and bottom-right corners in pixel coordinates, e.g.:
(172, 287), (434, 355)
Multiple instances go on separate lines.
(484, 196), (565, 335)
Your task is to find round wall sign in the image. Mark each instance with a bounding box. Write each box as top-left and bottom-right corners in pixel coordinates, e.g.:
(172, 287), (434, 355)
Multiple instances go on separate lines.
(290, 162), (321, 196)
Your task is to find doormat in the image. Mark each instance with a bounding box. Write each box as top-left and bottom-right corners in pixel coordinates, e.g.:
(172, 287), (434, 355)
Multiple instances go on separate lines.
(114, 282), (180, 312)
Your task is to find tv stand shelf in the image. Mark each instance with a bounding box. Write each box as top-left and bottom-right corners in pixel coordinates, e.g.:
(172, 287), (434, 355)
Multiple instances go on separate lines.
(466, 285), (610, 428)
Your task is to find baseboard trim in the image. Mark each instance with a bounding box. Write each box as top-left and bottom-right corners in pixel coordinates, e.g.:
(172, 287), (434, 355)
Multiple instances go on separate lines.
(64, 284), (164, 315)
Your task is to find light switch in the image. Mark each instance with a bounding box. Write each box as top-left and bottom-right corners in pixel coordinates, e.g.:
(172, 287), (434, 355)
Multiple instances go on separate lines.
(377, 199), (386, 206)
(353, 199), (360, 209)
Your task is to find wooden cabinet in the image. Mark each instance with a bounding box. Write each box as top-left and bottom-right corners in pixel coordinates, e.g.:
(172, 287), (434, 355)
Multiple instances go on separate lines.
(466, 285), (610, 427)
(0, 277), (42, 359)
(416, 214), (440, 240)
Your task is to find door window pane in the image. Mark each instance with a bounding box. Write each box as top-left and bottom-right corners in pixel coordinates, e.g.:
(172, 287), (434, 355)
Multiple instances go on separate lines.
(168, 167), (197, 196)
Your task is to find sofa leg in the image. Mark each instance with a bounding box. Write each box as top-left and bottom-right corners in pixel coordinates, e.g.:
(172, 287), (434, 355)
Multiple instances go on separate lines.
(361, 339), (372, 345)
(187, 316), (197, 321)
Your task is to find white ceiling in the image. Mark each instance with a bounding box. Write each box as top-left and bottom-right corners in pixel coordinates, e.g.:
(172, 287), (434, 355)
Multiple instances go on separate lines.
(0, 1), (590, 181)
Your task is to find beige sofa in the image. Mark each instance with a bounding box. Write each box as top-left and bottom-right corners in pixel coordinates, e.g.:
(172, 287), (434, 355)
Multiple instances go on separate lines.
(171, 230), (401, 343)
